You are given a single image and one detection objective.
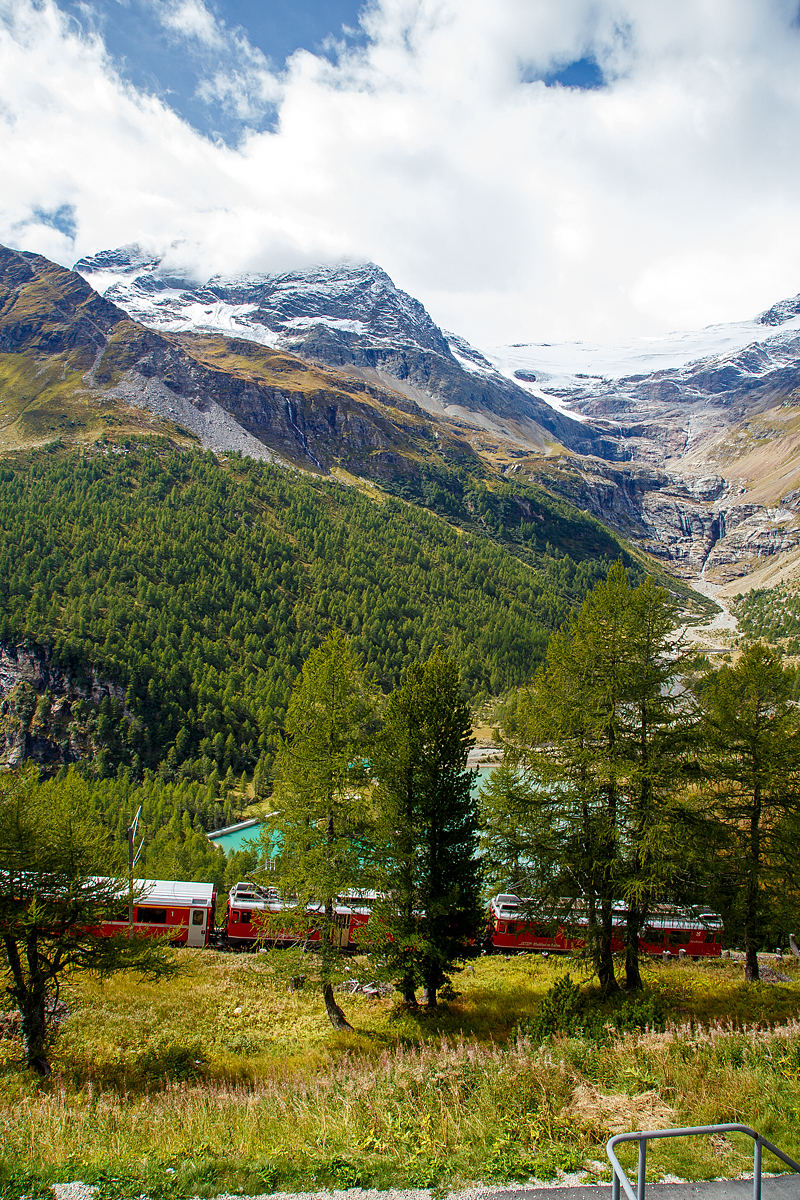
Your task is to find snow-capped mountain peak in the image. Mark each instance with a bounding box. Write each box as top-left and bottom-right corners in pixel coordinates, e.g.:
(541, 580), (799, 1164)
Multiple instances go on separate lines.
(74, 248), (451, 357)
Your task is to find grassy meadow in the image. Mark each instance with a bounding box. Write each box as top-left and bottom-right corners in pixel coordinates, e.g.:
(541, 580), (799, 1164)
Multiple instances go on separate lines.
(2, 952), (800, 1199)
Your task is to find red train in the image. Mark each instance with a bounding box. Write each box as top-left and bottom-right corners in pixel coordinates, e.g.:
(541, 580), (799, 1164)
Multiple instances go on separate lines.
(223, 881), (372, 949)
(100, 879), (723, 958)
(95, 878), (217, 946)
(487, 893), (724, 957)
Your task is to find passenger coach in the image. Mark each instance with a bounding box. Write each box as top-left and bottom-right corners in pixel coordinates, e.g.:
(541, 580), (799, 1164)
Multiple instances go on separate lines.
(488, 893), (723, 957)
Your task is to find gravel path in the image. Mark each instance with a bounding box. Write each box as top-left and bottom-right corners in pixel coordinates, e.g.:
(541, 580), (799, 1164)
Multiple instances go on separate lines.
(49, 1177), (800, 1200)
(50, 1181), (600, 1200)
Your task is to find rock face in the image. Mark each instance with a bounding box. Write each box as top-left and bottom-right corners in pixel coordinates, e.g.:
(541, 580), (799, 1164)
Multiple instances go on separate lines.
(0, 642), (125, 769)
(0, 244), (478, 478)
(553, 461), (800, 580)
(74, 247), (591, 451)
(487, 297), (800, 582)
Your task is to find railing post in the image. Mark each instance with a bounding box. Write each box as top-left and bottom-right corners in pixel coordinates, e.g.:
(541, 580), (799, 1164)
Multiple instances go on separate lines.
(612, 1166), (620, 1200)
(637, 1137), (647, 1200)
(753, 1136), (762, 1200)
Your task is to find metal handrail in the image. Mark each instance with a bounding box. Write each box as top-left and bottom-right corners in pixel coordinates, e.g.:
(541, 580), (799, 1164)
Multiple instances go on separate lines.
(607, 1123), (800, 1200)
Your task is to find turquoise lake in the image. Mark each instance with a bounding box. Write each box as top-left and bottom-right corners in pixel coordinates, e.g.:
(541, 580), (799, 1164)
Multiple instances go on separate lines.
(207, 820), (263, 855)
(207, 765), (497, 857)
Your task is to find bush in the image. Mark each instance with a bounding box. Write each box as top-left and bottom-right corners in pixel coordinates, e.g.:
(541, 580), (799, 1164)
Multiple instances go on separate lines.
(518, 973), (666, 1043)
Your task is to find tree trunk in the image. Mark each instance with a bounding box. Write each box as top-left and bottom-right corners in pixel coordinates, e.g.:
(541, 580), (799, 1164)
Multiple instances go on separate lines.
(627, 705), (649, 993)
(744, 786), (762, 983)
(598, 897), (619, 994)
(401, 972), (417, 1006)
(20, 990), (50, 1076)
(4, 934), (51, 1075)
(322, 982), (353, 1030)
(625, 904), (643, 991)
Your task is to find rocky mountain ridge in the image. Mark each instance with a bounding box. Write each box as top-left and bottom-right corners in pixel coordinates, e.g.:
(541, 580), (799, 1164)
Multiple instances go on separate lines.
(484, 296), (800, 586)
(74, 246), (593, 455)
(0, 244), (505, 478)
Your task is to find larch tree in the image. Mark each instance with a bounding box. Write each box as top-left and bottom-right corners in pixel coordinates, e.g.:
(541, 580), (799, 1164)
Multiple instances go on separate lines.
(616, 575), (694, 989)
(495, 563), (689, 993)
(370, 648), (482, 1007)
(0, 766), (177, 1075)
(698, 643), (800, 982)
(260, 630), (375, 1029)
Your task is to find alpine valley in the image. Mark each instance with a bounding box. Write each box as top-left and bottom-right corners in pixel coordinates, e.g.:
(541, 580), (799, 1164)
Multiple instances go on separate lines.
(73, 243), (800, 591)
(2, 238), (800, 775)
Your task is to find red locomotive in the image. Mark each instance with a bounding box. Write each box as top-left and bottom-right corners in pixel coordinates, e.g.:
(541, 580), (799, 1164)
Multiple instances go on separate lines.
(487, 893), (723, 957)
(95, 878), (217, 946)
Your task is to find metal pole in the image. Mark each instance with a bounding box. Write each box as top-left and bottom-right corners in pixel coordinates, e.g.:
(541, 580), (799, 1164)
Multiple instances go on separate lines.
(127, 804), (141, 939)
(127, 820), (134, 937)
(612, 1167), (620, 1200)
(637, 1138), (647, 1200)
(754, 1136), (762, 1200)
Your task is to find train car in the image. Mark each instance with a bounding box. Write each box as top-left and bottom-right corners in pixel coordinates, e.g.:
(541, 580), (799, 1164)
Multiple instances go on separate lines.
(224, 881), (359, 950)
(488, 894), (589, 954)
(636, 908), (724, 957)
(95, 878), (217, 947)
(336, 889), (379, 945)
(487, 894), (723, 957)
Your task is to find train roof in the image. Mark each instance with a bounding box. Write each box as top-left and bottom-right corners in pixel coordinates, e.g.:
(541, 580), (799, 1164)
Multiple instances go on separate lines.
(228, 883), (354, 916)
(489, 893), (722, 928)
(135, 878), (216, 906)
(228, 881), (374, 914)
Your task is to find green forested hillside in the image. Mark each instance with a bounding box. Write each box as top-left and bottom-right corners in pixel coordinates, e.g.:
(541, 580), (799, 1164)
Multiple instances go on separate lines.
(733, 585), (800, 655)
(0, 442), (626, 780)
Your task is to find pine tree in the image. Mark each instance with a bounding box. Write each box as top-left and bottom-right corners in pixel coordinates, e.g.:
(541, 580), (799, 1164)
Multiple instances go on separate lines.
(260, 631), (374, 1029)
(698, 643), (800, 981)
(370, 648), (482, 1006)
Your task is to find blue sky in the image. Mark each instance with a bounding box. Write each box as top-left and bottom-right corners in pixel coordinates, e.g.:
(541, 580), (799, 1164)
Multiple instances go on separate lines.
(52, 1), (369, 142)
(3, 1), (800, 345)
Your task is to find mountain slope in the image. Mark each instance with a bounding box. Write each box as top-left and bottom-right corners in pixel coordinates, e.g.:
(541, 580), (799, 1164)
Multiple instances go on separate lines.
(483, 297), (800, 585)
(0, 441), (637, 773)
(0, 245), (481, 475)
(74, 246), (592, 454)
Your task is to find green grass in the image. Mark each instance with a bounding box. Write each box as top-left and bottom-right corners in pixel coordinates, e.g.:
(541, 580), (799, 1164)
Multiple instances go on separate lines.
(2, 953), (800, 1198)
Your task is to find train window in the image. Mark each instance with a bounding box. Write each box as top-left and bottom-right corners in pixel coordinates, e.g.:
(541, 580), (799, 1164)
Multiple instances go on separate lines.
(240, 911), (251, 924)
(506, 922), (516, 934)
(643, 927), (664, 944)
(498, 922), (506, 933)
(192, 911), (205, 926)
(705, 931), (716, 943)
(668, 930), (690, 945)
(136, 907), (167, 923)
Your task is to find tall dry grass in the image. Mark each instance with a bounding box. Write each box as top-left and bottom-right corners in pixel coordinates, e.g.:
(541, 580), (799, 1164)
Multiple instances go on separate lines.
(2, 953), (800, 1198)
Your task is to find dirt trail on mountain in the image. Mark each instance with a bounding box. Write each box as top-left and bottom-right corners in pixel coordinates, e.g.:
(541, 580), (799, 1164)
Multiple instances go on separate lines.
(679, 577), (740, 656)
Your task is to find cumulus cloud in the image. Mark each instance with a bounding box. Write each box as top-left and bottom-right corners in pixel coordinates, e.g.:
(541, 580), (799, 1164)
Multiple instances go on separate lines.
(2, 0), (800, 344)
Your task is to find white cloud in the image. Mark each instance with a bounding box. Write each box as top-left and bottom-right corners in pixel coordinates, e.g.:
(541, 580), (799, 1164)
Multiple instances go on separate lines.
(156, 0), (223, 47)
(3, 0), (800, 344)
